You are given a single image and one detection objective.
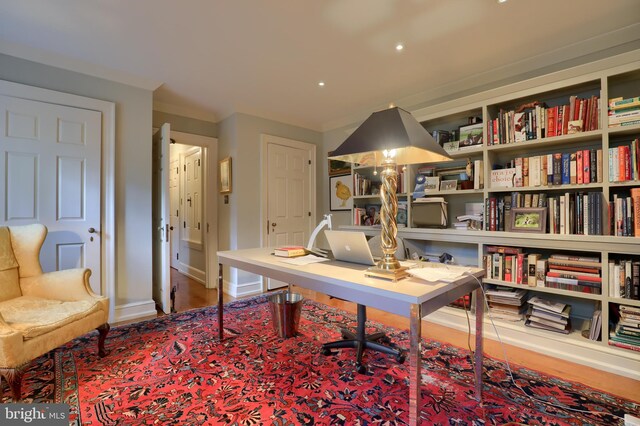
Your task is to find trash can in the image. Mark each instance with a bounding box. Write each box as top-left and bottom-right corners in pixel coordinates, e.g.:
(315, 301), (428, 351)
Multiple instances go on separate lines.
(268, 292), (303, 338)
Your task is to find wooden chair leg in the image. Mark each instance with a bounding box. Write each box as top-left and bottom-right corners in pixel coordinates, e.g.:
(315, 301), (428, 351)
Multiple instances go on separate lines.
(97, 323), (110, 357)
(0, 365), (26, 401)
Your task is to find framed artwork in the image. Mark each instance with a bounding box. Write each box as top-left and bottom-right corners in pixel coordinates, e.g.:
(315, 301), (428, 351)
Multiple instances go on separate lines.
(510, 207), (547, 233)
(328, 151), (351, 176)
(458, 123), (483, 147)
(440, 180), (458, 191)
(219, 157), (232, 194)
(329, 175), (353, 211)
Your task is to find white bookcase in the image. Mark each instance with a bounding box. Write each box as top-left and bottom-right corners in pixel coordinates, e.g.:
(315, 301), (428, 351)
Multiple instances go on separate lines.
(342, 51), (640, 379)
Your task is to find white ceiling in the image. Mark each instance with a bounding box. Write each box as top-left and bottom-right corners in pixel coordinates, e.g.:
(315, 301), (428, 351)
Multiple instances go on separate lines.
(1, 0), (639, 131)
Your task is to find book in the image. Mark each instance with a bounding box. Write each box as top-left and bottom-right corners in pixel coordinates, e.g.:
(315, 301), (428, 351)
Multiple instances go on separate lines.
(609, 96), (640, 110)
(527, 253), (541, 287)
(528, 295), (566, 313)
(632, 187), (640, 237)
(273, 246), (307, 257)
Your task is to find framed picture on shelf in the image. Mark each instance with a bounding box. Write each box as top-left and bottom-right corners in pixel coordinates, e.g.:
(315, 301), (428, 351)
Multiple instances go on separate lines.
(219, 157), (232, 194)
(329, 175), (353, 211)
(458, 122), (483, 147)
(510, 207), (547, 233)
(328, 151), (351, 177)
(440, 180), (458, 191)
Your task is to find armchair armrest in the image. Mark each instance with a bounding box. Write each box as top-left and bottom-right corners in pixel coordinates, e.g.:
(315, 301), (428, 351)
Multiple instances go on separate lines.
(20, 268), (101, 301)
(0, 314), (23, 366)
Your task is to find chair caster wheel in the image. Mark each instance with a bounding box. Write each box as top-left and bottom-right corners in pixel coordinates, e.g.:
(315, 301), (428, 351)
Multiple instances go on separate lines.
(356, 363), (367, 374)
(321, 347), (332, 356)
(396, 353), (406, 364)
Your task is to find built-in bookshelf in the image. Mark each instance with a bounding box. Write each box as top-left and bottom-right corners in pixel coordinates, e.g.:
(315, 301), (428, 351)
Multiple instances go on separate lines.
(342, 52), (640, 379)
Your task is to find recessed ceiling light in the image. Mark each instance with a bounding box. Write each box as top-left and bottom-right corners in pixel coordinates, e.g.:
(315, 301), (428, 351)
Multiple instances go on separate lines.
(318, 81), (325, 87)
(395, 43), (404, 52)
(497, 0), (507, 3)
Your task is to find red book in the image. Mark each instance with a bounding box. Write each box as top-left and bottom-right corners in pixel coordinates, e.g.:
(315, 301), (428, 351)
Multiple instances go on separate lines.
(582, 149), (591, 183)
(562, 105), (570, 135)
(547, 107), (556, 137)
(548, 265), (601, 274)
(516, 253), (525, 284)
(576, 151), (584, 184)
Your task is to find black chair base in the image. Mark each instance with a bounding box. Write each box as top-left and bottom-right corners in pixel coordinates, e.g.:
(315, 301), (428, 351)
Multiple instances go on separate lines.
(321, 304), (405, 373)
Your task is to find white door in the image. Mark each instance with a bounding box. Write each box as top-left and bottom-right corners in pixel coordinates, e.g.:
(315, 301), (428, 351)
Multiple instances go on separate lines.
(183, 147), (202, 249)
(266, 142), (312, 289)
(152, 123), (171, 313)
(169, 155), (180, 269)
(0, 95), (102, 293)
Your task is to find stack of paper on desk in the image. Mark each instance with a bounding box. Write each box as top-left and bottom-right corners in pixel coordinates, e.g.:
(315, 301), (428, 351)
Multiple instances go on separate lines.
(407, 266), (472, 283)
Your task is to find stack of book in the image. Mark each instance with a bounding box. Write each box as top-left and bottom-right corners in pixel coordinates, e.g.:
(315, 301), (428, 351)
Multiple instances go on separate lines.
(545, 254), (602, 294)
(609, 305), (640, 352)
(608, 96), (640, 128)
(454, 202), (483, 230)
(273, 246), (307, 258)
(608, 258), (640, 300)
(485, 286), (528, 322)
(525, 296), (572, 334)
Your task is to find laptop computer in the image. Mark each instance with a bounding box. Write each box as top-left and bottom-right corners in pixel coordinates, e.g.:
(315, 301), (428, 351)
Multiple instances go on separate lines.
(324, 230), (376, 266)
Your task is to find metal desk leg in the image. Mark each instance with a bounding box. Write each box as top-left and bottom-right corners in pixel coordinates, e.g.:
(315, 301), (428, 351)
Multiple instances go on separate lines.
(409, 303), (422, 425)
(474, 286), (484, 401)
(218, 263), (224, 341)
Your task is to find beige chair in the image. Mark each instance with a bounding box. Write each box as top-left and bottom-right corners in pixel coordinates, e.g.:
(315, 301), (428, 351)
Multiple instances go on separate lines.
(0, 224), (109, 401)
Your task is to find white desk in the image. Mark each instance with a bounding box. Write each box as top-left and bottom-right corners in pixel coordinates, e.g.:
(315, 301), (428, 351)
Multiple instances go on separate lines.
(217, 248), (485, 425)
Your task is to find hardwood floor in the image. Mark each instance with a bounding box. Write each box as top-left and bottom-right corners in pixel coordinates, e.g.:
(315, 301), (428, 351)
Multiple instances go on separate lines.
(156, 269), (640, 402)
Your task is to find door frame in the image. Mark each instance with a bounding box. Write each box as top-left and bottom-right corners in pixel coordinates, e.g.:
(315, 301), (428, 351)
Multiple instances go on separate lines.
(260, 134), (316, 287)
(167, 130), (218, 289)
(0, 79), (116, 319)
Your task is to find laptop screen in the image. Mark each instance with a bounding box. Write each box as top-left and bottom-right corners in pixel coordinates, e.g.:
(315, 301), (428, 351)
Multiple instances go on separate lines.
(324, 230), (376, 266)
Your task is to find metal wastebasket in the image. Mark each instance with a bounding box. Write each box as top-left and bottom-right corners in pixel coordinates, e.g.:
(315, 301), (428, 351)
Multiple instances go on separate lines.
(268, 292), (303, 338)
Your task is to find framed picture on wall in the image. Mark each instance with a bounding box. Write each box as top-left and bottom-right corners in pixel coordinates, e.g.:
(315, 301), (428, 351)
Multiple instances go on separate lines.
(219, 157), (232, 193)
(329, 175), (353, 211)
(328, 151), (351, 177)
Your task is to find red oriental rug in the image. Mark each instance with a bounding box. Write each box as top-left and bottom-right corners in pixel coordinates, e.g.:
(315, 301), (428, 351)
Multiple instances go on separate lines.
(3, 294), (638, 425)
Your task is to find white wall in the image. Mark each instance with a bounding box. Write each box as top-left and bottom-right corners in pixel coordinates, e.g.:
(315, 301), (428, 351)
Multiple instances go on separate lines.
(218, 113), (322, 294)
(0, 53), (155, 317)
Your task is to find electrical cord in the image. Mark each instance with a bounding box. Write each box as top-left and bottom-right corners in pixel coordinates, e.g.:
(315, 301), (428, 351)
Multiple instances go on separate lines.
(463, 272), (625, 422)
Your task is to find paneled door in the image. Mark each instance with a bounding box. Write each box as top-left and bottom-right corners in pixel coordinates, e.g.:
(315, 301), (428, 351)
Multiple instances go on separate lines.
(152, 123), (171, 314)
(0, 95), (102, 293)
(266, 141), (312, 289)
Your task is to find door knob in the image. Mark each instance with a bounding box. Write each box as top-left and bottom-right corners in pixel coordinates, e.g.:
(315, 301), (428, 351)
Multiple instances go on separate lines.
(170, 226), (174, 231)
(88, 227), (99, 234)
(271, 223), (277, 227)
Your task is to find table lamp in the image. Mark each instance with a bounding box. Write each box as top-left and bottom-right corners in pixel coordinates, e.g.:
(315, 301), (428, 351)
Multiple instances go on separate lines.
(329, 107), (452, 281)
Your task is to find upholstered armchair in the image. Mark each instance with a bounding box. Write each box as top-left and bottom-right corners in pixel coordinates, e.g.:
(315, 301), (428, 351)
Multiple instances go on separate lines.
(0, 224), (109, 401)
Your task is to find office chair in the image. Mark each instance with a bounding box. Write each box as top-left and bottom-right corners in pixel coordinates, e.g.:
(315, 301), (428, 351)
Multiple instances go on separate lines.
(321, 236), (407, 374)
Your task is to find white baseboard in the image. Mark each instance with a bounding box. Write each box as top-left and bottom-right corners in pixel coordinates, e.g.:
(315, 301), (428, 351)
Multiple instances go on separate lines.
(113, 300), (157, 323)
(178, 263), (205, 283)
(226, 278), (262, 298)
(426, 308), (640, 381)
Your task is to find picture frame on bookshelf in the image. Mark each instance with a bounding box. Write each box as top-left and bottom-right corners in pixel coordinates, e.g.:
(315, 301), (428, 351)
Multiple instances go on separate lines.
(329, 175), (353, 211)
(458, 122), (483, 147)
(436, 166), (468, 181)
(510, 207), (547, 233)
(440, 180), (458, 191)
(327, 151), (351, 177)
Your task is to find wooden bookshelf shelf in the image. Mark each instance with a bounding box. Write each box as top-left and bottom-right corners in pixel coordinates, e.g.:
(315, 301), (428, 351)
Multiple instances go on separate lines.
(343, 53), (640, 379)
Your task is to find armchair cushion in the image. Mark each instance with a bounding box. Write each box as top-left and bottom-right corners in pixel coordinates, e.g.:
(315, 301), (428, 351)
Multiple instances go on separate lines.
(0, 296), (101, 339)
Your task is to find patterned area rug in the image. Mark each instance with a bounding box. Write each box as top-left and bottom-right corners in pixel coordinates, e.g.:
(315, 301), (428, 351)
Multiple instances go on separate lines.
(3, 294), (638, 425)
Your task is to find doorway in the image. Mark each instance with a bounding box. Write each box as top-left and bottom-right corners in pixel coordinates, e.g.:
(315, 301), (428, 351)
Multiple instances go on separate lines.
(153, 125), (218, 314)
